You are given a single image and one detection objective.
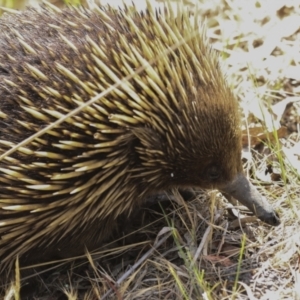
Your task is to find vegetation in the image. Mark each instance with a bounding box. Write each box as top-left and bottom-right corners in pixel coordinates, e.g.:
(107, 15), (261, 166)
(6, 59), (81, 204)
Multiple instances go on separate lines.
(1, 0), (299, 299)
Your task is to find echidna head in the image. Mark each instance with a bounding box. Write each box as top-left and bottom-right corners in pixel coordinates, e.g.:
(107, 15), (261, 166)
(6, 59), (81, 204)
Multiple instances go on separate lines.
(131, 64), (242, 192)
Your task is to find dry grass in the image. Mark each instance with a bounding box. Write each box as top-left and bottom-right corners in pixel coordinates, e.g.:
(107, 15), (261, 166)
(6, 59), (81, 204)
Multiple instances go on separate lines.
(1, 0), (300, 299)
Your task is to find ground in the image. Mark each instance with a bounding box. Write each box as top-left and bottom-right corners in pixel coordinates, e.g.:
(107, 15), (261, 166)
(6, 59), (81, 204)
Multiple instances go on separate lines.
(1, 0), (300, 299)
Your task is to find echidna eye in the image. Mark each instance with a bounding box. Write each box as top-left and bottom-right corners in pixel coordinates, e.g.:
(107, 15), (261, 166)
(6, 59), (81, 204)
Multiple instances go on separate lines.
(206, 165), (221, 180)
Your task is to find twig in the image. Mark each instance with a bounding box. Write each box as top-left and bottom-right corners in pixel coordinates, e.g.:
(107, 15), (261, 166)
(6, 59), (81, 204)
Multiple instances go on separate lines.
(100, 228), (172, 300)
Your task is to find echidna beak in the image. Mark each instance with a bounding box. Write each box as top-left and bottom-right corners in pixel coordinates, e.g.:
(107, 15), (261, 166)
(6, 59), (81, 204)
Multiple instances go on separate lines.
(220, 173), (280, 226)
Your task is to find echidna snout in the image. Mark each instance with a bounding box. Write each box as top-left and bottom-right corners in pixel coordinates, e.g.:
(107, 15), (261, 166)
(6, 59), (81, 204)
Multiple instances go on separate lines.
(221, 173), (280, 226)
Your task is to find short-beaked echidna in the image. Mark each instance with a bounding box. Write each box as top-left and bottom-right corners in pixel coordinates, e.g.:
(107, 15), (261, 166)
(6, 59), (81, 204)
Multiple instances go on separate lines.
(0, 1), (280, 273)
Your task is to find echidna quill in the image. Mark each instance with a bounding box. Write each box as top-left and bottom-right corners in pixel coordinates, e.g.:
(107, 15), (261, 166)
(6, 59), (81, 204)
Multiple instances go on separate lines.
(0, 1), (280, 274)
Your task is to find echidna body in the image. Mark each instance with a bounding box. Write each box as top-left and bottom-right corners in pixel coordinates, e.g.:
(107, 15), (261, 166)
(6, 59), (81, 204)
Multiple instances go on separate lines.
(0, 1), (279, 272)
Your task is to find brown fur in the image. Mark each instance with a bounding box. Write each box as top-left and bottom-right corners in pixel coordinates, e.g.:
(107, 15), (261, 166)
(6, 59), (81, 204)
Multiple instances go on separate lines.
(0, 2), (256, 274)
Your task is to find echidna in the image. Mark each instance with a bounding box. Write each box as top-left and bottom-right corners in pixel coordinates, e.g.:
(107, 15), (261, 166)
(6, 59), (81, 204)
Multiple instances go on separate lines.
(0, 1), (279, 274)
